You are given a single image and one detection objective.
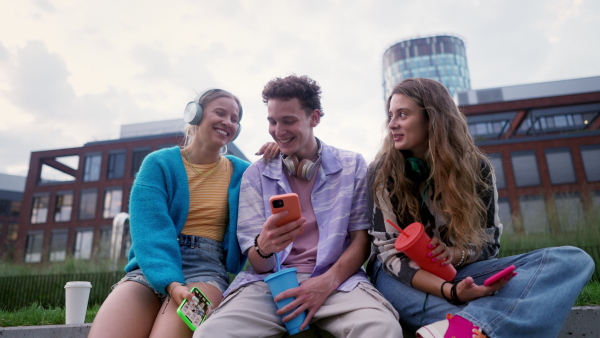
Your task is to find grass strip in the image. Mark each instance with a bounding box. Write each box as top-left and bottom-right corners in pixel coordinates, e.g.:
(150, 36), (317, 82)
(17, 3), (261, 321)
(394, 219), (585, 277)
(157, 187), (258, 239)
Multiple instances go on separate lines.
(0, 303), (99, 327)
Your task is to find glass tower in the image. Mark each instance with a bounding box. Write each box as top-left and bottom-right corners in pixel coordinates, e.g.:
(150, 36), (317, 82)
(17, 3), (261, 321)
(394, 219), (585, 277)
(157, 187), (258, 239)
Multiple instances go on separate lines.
(383, 35), (471, 99)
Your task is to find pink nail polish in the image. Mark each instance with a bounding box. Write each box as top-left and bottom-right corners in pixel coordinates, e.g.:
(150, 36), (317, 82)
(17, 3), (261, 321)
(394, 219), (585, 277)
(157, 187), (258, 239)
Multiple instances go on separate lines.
(432, 258), (437, 262)
(428, 244), (434, 249)
(427, 252), (432, 257)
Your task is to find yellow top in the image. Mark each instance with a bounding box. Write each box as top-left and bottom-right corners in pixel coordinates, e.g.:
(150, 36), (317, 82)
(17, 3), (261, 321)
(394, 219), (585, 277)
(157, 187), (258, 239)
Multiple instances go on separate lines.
(181, 156), (231, 242)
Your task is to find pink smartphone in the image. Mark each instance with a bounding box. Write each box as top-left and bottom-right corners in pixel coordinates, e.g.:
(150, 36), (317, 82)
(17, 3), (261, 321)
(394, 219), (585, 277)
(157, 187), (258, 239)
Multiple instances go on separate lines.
(484, 265), (516, 286)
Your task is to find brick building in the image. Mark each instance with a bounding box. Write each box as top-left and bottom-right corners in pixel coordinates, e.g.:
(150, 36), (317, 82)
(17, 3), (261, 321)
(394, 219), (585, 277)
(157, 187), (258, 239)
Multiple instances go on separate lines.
(0, 173), (26, 260)
(15, 120), (248, 263)
(458, 76), (600, 233)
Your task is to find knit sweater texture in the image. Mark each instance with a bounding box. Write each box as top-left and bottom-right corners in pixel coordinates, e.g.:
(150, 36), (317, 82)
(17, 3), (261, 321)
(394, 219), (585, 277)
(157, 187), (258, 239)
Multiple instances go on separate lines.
(124, 146), (249, 295)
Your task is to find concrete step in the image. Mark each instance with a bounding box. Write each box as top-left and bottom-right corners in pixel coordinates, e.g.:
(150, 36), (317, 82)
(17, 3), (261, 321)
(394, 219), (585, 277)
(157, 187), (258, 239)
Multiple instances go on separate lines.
(0, 306), (598, 337)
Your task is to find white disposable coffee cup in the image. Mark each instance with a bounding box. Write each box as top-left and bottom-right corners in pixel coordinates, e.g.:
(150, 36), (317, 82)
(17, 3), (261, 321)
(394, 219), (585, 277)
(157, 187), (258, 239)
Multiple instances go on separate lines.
(64, 281), (92, 324)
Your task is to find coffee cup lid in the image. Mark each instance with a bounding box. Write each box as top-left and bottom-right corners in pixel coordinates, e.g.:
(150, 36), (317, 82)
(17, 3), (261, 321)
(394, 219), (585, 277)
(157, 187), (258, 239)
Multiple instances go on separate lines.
(65, 281), (92, 288)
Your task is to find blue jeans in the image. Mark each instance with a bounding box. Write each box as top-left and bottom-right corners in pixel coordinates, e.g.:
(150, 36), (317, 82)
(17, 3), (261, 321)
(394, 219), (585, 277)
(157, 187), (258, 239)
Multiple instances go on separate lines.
(369, 246), (595, 338)
(115, 234), (230, 298)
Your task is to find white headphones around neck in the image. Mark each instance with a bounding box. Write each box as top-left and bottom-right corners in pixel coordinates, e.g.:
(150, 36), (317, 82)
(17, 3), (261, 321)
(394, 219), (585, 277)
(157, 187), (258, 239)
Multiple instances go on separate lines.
(183, 89), (242, 141)
(281, 139), (322, 180)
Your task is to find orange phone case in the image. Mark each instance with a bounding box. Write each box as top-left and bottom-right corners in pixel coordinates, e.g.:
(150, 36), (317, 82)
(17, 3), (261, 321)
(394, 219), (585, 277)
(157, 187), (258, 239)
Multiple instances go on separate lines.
(270, 193), (302, 227)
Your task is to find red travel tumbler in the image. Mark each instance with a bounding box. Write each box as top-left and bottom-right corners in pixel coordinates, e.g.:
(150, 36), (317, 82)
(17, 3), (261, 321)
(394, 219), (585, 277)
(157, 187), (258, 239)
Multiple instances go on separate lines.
(393, 222), (457, 281)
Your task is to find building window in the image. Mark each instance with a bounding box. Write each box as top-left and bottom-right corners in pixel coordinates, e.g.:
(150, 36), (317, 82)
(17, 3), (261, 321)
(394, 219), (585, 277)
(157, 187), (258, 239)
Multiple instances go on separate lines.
(54, 191), (73, 222)
(554, 193), (584, 232)
(30, 193), (49, 224)
(518, 196), (549, 233)
(497, 198), (512, 233)
(79, 189), (97, 220)
(511, 152), (540, 187)
(103, 187), (122, 219)
(49, 229), (68, 262)
(545, 149), (576, 184)
(0, 200), (10, 216)
(131, 148), (151, 177)
(83, 153), (102, 182)
(107, 150), (126, 179)
(488, 155), (506, 189)
(6, 222), (18, 241)
(593, 191), (600, 209)
(517, 103), (600, 135)
(468, 120), (510, 139)
(74, 229), (93, 260)
(581, 146), (600, 182)
(25, 231), (44, 263)
(11, 200), (21, 216)
(98, 226), (112, 259)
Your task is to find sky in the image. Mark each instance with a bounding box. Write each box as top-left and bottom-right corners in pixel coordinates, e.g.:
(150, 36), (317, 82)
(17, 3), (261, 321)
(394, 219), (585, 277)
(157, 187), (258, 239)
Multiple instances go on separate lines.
(1, 0), (599, 177)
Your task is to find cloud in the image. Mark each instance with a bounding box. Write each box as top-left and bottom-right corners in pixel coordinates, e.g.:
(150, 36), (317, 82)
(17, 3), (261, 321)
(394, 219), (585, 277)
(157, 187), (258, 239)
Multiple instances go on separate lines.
(0, 42), (7, 63)
(32, 0), (55, 13)
(1, 0), (600, 176)
(0, 39), (166, 175)
(6, 41), (75, 116)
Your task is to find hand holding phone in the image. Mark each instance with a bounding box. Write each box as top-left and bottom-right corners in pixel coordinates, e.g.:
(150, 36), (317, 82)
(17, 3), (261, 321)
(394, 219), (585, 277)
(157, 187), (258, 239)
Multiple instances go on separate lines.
(176, 287), (212, 331)
(270, 193), (302, 228)
(484, 265), (517, 286)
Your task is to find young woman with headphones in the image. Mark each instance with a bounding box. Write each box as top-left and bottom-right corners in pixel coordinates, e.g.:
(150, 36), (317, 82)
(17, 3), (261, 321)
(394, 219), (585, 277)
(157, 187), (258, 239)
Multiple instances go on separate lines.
(366, 78), (594, 338)
(89, 89), (278, 338)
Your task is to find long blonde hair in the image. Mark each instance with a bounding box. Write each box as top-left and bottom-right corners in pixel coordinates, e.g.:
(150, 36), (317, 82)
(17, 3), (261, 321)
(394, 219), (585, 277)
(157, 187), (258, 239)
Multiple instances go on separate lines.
(372, 78), (492, 255)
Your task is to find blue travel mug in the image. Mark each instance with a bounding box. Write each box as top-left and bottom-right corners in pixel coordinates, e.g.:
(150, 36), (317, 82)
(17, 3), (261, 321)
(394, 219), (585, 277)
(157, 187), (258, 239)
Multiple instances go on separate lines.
(264, 268), (309, 335)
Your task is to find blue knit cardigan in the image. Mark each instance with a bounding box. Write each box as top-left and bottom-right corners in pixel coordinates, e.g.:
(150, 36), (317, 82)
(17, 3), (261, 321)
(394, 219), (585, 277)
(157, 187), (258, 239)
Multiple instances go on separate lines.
(124, 146), (249, 295)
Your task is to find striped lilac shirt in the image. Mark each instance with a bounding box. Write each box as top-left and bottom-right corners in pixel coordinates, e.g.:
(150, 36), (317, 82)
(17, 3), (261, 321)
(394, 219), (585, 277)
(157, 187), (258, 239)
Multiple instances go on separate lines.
(224, 140), (371, 296)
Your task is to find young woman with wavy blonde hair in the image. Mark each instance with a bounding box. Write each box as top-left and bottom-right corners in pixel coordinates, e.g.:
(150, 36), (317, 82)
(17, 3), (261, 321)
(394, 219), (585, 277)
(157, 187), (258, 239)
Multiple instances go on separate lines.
(367, 78), (594, 338)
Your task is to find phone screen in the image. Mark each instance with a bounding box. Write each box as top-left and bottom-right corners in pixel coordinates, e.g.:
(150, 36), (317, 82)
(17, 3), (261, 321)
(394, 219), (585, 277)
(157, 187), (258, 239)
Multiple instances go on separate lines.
(177, 287), (212, 331)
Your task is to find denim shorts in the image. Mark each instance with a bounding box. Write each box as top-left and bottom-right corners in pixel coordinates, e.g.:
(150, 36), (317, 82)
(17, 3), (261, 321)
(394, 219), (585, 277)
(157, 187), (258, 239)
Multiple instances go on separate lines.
(114, 234), (230, 300)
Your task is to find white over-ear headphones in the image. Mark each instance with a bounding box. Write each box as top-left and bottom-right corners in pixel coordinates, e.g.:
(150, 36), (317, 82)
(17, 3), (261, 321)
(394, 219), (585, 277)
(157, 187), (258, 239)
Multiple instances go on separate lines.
(281, 139), (322, 180)
(183, 89), (242, 141)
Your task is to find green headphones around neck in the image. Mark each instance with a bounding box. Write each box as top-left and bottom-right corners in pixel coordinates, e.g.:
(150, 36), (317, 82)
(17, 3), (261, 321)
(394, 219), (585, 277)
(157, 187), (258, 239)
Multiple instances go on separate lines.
(405, 157), (429, 184)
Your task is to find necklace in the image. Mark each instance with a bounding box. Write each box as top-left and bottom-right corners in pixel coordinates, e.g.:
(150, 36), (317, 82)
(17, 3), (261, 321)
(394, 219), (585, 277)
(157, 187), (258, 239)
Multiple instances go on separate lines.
(185, 150), (222, 176)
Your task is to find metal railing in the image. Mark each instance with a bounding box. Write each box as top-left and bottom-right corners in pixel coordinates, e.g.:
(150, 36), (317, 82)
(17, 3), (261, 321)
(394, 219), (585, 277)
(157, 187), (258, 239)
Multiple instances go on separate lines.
(1, 245), (597, 311)
(0, 271), (121, 311)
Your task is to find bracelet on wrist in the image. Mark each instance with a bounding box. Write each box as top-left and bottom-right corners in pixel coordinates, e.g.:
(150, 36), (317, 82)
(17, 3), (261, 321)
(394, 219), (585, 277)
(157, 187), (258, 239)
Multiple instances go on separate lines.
(450, 282), (466, 305)
(440, 281), (453, 303)
(167, 282), (182, 296)
(440, 281), (466, 305)
(254, 234), (274, 259)
(456, 250), (466, 267)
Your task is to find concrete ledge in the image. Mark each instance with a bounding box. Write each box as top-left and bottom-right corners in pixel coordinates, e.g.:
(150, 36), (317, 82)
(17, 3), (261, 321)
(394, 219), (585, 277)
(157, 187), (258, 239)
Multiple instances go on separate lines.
(0, 307), (598, 337)
(559, 306), (600, 337)
(0, 323), (91, 338)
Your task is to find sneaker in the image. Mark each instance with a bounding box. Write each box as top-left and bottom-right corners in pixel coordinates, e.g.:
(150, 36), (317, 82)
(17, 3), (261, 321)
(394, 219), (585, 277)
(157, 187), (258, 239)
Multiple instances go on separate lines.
(416, 314), (487, 338)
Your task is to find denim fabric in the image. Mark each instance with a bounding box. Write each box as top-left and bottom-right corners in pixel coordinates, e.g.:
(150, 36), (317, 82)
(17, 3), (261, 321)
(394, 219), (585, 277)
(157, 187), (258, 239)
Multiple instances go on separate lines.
(115, 234), (230, 296)
(369, 246), (595, 338)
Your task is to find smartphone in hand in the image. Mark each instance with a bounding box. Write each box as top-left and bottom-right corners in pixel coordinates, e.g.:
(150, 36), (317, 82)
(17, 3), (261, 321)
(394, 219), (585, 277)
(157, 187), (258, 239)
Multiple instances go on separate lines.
(270, 193), (302, 227)
(176, 287), (212, 331)
(484, 265), (516, 286)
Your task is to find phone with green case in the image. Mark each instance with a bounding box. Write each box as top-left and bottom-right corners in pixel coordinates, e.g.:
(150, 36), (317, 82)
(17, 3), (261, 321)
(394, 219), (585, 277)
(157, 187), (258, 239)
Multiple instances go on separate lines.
(176, 287), (212, 331)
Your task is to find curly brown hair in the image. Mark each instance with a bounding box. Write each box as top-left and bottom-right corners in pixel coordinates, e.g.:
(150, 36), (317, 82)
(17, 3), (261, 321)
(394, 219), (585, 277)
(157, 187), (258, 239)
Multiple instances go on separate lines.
(262, 74), (324, 117)
(373, 78), (493, 255)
